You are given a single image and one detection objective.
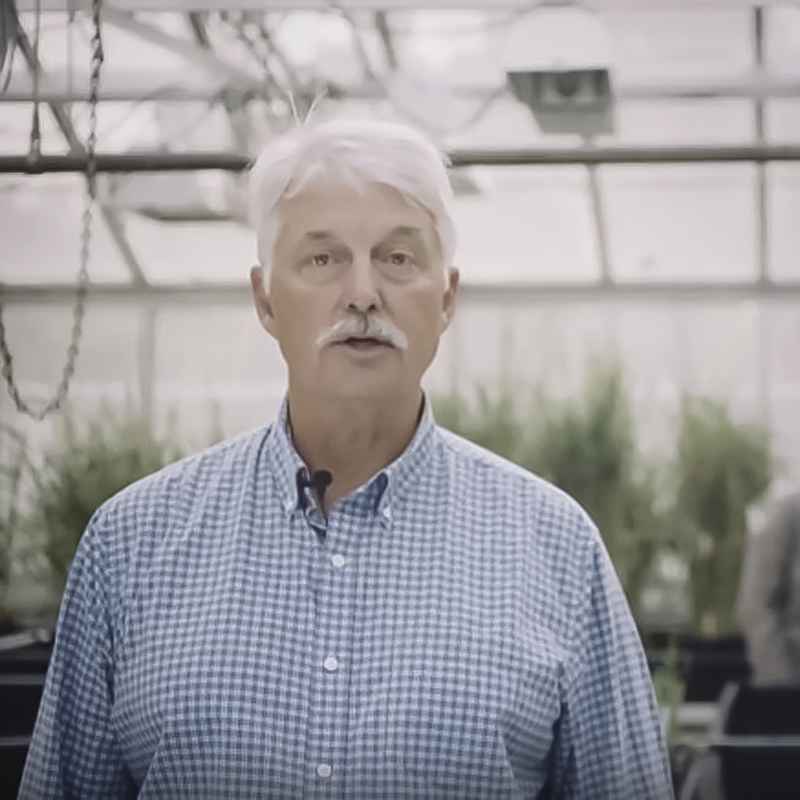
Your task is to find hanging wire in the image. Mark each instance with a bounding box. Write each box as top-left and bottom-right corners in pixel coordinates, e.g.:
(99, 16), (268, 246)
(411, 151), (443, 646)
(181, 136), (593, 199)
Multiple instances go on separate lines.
(0, 0), (104, 421)
(27, 0), (43, 163)
(0, 0), (20, 91)
(67, 0), (76, 104)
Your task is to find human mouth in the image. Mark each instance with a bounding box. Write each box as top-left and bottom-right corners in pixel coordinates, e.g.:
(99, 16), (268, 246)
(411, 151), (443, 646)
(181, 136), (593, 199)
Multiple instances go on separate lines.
(335, 336), (394, 350)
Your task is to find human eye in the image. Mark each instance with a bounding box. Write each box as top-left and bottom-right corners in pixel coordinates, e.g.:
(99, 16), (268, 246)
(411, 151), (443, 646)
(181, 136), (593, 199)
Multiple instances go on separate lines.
(379, 249), (416, 270)
(388, 251), (411, 266)
(310, 252), (330, 267)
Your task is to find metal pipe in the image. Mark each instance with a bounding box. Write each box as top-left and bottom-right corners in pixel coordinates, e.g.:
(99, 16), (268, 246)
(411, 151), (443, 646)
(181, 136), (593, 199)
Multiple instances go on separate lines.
(3, 145), (800, 174)
(3, 280), (800, 305)
(15, 0), (785, 11)
(5, 75), (800, 105)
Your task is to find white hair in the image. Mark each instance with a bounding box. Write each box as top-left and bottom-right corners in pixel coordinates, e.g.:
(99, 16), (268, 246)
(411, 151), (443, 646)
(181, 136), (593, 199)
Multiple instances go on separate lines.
(248, 116), (457, 274)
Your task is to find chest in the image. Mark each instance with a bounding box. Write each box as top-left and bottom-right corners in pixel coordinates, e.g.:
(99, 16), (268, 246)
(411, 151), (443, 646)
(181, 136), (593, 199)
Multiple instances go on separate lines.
(111, 514), (563, 798)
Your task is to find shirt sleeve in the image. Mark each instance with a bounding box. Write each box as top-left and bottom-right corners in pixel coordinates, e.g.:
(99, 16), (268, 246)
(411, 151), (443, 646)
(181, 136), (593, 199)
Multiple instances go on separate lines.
(737, 496), (799, 684)
(550, 540), (673, 800)
(18, 513), (136, 799)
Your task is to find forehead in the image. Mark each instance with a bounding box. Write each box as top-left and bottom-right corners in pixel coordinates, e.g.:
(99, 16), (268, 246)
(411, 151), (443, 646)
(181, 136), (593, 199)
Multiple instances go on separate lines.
(276, 174), (437, 245)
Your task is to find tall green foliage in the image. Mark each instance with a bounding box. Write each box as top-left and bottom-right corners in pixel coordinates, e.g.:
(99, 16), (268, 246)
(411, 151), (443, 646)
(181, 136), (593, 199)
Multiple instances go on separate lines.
(26, 408), (182, 592)
(675, 397), (773, 636)
(434, 389), (524, 463)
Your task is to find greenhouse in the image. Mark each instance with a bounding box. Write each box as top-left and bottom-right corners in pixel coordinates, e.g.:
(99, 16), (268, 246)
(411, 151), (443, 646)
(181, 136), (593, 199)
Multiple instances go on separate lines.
(1, 0), (800, 797)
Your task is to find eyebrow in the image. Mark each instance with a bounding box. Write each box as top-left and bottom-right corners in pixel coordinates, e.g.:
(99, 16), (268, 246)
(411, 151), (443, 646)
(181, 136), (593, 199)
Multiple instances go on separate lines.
(302, 230), (338, 242)
(383, 226), (425, 240)
(301, 226), (426, 243)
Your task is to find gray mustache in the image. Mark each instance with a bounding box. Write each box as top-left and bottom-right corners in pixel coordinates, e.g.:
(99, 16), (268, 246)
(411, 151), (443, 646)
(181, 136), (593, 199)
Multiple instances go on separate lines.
(315, 315), (409, 350)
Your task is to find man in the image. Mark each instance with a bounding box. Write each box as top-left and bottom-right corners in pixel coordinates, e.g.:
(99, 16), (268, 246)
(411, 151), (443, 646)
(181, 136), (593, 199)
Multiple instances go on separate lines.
(739, 491), (800, 685)
(20, 116), (672, 798)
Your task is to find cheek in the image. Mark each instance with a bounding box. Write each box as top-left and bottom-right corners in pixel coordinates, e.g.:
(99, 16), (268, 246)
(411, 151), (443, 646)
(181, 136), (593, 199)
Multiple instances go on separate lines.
(403, 302), (446, 355)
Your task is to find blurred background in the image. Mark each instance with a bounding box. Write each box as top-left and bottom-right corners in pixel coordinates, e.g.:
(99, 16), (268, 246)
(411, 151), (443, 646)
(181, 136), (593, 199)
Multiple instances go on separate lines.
(1, 0), (799, 796)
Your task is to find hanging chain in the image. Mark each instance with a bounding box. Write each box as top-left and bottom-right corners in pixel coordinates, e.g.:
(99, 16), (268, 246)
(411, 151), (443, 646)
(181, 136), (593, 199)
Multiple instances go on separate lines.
(28, 0), (42, 162)
(0, 0), (104, 421)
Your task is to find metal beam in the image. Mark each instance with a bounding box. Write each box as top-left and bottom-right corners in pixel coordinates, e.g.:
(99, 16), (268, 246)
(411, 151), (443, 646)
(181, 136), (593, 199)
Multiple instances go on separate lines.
(15, 27), (149, 286)
(6, 72), (800, 104)
(187, 11), (252, 152)
(137, 303), (158, 423)
(187, 11), (211, 49)
(375, 11), (398, 71)
(16, 0), (800, 11)
(587, 164), (612, 285)
(753, 6), (772, 429)
(3, 144), (800, 174)
(99, 207), (148, 285)
(754, 7), (769, 285)
(3, 280), (800, 305)
(103, 7), (260, 83)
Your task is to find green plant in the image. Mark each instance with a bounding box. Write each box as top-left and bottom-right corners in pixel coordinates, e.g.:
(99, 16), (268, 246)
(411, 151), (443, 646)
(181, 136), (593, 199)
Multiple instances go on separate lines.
(433, 388), (524, 463)
(521, 364), (666, 620)
(26, 407), (182, 593)
(674, 397), (773, 637)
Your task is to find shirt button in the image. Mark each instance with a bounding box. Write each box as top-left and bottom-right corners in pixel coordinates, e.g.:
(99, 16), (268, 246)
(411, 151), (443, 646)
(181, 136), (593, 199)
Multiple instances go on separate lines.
(323, 655), (339, 672)
(331, 553), (346, 568)
(382, 506), (392, 520)
(316, 763), (332, 778)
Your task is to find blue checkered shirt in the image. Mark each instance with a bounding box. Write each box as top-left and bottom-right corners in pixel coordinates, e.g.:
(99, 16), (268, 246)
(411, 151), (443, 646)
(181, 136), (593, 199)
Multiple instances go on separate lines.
(20, 399), (672, 799)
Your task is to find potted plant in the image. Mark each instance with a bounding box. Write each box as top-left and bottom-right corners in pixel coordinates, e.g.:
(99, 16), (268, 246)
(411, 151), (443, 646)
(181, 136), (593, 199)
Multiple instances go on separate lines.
(670, 396), (773, 701)
(675, 396), (773, 638)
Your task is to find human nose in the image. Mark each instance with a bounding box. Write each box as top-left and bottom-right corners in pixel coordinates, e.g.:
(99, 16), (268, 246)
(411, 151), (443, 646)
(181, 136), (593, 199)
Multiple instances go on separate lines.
(344, 253), (382, 313)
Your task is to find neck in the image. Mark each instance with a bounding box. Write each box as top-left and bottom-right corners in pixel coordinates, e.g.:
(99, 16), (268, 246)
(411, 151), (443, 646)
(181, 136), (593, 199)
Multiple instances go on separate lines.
(287, 387), (424, 512)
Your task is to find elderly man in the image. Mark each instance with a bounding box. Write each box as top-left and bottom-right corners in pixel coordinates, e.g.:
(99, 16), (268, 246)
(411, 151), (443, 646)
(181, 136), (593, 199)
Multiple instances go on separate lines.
(21, 117), (672, 799)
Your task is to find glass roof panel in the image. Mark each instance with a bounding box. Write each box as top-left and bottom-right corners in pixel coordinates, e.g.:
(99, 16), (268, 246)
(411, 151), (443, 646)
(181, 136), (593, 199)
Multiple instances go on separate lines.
(599, 98), (755, 145)
(0, 4), (797, 290)
(122, 216), (254, 284)
(18, 10), (192, 77)
(767, 99), (800, 143)
(769, 163), (800, 281)
(604, 8), (753, 82)
(766, 6), (800, 76)
(601, 164), (758, 282)
(451, 167), (599, 284)
(0, 102), (70, 155)
(0, 173), (133, 284)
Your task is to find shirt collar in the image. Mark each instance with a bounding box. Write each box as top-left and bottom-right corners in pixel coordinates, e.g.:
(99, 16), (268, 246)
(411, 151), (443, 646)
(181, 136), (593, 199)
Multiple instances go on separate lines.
(266, 394), (437, 517)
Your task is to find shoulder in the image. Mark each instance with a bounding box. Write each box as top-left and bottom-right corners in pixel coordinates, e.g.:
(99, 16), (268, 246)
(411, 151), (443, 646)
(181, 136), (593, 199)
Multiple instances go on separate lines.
(436, 425), (596, 532)
(99, 426), (271, 522)
(78, 426), (273, 577)
(434, 424), (603, 573)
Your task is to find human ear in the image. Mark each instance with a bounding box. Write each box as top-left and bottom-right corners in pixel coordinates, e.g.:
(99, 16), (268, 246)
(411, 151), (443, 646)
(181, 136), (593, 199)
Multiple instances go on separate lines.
(250, 265), (277, 338)
(440, 267), (460, 332)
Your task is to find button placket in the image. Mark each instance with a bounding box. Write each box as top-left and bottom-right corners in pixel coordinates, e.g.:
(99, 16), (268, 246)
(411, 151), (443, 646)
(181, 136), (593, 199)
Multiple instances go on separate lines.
(304, 512), (356, 796)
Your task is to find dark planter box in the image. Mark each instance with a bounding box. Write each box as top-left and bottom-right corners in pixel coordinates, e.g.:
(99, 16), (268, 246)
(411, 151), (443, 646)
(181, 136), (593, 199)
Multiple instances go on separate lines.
(0, 633), (52, 799)
(645, 631), (751, 703)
